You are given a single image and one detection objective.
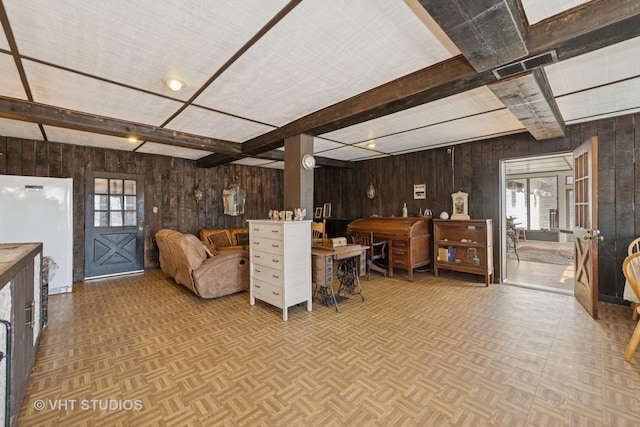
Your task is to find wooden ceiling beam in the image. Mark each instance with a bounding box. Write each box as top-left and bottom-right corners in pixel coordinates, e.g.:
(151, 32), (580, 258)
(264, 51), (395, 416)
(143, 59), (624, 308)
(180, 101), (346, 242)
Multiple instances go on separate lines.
(197, 149), (352, 169)
(238, 0), (640, 160)
(527, 0), (640, 56)
(0, 96), (242, 155)
(241, 56), (494, 156)
(418, 0), (528, 72)
(489, 69), (565, 140)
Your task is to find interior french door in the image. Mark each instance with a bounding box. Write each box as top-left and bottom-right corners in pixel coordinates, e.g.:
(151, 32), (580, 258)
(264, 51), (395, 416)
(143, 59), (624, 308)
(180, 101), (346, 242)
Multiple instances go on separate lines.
(573, 137), (600, 318)
(85, 172), (144, 279)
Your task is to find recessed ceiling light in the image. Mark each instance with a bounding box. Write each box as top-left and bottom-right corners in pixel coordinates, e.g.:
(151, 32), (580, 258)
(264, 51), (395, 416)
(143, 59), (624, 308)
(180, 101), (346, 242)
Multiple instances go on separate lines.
(164, 78), (186, 91)
(367, 141), (376, 149)
(127, 136), (139, 143)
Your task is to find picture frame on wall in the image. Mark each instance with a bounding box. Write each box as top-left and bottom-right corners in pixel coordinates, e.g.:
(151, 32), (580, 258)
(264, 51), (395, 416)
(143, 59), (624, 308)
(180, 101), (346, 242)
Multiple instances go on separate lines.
(323, 203), (332, 218)
(314, 207), (323, 218)
(414, 183), (426, 200)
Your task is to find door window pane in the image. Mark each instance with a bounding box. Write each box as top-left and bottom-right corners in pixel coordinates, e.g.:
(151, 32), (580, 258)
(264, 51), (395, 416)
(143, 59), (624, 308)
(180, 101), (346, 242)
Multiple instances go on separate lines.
(94, 195), (108, 210)
(110, 212), (123, 227)
(94, 212), (108, 227)
(94, 178), (108, 194)
(124, 211), (137, 226)
(124, 180), (136, 195)
(110, 179), (124, 195)
(110, 196), (123, 210)
(124, 195), (136, 210)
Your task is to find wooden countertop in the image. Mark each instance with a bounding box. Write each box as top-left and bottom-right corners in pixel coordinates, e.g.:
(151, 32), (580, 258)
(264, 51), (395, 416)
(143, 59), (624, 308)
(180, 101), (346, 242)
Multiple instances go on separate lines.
(0, 242), (42, 287)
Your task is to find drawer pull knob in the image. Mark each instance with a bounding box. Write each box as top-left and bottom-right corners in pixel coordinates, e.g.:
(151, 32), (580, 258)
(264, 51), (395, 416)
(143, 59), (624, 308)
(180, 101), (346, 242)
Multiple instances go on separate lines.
(272, 244), (279, 248)
(272, 230), (279, 233)
(254, 228), (260, 232)
(272, 274), (279, 279)
(273, 292), (280, 296)
(255, 269), (261, 273)
(272, 259), (279, 263)
(254, 255), (261, 258)
(253, 241), (260, 245)
(255, 284), (261, 288)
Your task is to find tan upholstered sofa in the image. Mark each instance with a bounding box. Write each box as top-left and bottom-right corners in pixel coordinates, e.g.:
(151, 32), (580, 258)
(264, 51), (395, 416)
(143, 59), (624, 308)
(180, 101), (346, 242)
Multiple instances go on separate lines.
(199, 227), (249, 252)
(155, 229), (249, 298)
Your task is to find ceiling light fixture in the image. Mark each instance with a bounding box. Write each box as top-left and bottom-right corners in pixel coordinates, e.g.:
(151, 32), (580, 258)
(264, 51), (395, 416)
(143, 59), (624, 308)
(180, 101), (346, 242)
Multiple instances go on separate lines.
(127, 136), (139, 143)
(367, 141), (376, 149)
(164, 78), (186, 91)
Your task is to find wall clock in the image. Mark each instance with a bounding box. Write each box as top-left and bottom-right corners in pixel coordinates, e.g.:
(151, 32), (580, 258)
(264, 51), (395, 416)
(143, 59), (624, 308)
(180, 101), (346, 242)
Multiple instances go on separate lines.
(301, 154), (316, 170)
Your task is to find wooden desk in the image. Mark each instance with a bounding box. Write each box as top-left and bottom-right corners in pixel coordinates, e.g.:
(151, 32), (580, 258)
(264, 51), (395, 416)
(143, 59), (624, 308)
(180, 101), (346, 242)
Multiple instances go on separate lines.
(312, 244), (366, 311)
(346, 217), (433, 280)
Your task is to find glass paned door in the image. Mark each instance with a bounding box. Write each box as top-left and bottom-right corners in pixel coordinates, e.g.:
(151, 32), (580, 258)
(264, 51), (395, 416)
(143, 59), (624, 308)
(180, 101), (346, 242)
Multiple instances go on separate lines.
(85, 172), (144, 279)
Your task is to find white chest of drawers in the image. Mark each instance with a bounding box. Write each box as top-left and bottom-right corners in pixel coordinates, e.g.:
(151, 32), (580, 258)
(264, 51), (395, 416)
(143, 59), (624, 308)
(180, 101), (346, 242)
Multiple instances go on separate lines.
(247, 220), (312, 321)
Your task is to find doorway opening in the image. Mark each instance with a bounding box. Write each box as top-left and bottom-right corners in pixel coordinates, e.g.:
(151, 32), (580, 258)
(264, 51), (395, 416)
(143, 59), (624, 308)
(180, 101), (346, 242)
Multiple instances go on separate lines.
(500, 153), (574, 294)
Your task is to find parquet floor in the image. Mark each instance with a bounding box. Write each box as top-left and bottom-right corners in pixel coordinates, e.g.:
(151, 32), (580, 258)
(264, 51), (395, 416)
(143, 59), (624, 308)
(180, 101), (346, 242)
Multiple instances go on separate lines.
(18, 269), (640, 426)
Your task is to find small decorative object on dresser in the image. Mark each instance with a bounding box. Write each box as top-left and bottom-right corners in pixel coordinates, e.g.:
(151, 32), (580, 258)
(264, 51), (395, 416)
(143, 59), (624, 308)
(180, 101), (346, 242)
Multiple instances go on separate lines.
(450, 191), (470, 220)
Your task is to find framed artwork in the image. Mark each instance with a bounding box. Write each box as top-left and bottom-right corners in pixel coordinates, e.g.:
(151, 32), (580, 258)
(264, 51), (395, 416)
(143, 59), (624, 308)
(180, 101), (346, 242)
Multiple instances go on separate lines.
(314, 207), (323, 218)
(323, 203), (332, 218)
(414, 184), (426, 200)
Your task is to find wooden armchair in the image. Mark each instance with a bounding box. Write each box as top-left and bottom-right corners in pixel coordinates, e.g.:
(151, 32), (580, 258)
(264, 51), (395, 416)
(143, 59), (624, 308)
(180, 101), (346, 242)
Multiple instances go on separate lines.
(627, 237), (640, 320)
(312, 219), (327, 242)
(622, 252), (640, 361)
(349, 231), (387, 280)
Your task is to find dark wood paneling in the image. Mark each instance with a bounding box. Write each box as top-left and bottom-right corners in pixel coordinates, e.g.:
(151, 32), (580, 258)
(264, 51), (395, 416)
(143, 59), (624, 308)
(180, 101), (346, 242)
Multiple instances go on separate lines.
(0, 136), (6, 174)
(0, 138), (283, 279)
(4, 110), (640, 301)
(316, 113), (640, 302)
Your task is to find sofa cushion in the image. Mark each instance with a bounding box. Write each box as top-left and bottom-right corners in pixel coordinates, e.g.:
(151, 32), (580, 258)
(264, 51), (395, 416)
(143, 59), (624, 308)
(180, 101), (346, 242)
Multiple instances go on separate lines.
(207, 229), (233, 249)
(235, 231), (249, 246)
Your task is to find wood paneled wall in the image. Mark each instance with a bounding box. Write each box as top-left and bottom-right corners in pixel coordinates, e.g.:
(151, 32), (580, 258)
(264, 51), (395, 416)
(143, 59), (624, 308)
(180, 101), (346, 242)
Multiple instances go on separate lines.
(2, 112), (639, 302)
(0, 137), (283, 280)
(316, 113), (640, 303)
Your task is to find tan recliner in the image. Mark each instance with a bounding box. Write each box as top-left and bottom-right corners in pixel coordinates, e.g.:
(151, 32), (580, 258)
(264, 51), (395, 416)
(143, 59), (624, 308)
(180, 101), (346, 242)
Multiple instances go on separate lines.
(155, 229), (249, 298)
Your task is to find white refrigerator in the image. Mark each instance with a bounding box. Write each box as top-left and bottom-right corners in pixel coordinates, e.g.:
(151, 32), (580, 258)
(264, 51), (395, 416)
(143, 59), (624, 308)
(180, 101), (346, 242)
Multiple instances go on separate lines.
(0, 175), (73, 294)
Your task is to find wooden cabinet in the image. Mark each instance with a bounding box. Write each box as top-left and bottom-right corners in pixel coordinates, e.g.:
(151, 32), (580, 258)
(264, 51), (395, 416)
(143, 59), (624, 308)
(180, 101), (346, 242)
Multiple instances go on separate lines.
(0, 243), (42, 427)
(248, 220), (312, 321)
(346, 217), (432, 281)
(433, 219), (493, 286)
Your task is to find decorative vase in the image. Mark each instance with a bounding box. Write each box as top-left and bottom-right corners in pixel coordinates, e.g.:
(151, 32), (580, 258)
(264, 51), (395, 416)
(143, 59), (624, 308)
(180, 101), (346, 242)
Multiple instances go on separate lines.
(402, 203), (408, 217)
(439, 211), (449, 220)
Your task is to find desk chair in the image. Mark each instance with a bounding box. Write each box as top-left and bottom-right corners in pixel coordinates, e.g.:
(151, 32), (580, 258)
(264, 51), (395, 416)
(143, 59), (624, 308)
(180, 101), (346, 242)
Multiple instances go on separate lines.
(627, 237), (640, 320)
(622, 252), (640, 361)
(312, 219), (327, 242)
(349, 231), (387, 280)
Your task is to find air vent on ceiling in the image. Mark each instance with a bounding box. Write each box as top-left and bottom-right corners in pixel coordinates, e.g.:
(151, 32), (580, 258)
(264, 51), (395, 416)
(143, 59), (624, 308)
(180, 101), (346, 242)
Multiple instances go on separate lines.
(492, 50), (558, 80)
